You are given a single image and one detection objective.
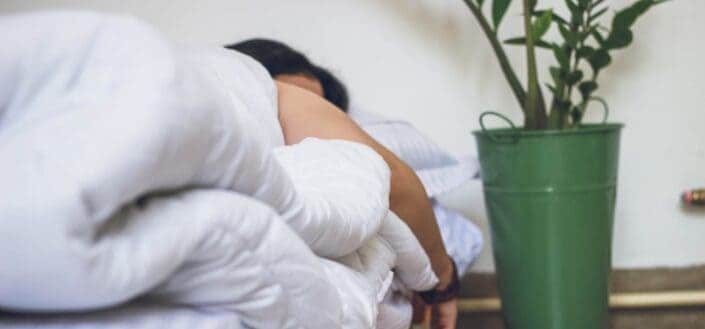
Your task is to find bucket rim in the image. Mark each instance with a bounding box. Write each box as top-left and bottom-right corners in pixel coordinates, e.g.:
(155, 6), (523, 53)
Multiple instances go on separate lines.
(472, 123), (623, 138)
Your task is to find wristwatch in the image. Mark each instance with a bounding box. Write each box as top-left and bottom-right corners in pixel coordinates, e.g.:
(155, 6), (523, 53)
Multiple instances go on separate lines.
(418, 257), (460, 304)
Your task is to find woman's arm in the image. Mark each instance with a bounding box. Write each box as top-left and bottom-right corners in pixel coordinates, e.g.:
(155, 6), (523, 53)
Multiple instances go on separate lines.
(275, 81), (454, 288)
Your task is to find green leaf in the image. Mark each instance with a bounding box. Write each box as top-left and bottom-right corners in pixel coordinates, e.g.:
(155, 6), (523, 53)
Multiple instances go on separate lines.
(492, 0), (512, 30)
(529, 0), (538, 10)
(558, 24), (578, 48)
(578, 81), (598, 99)
(532, 10), (553, 40)
(565, 0), (579, 15)
(604, 0), (666, 49)
(566, 70), (584, 85)
(590, 7), (608, 22)
(604, 29), (634, 49)
(554, 98), (572, 113)
(533, 10), (569, 26)
(612, 0), (660, 31)
(593, 0), (607, 8)
(550, 66), (563, 83)
(580, 25), (598, 42)
(591, 29), (606, 46)
(504, 37), (552, 49)
(504, 37), (524, 45)
(552, 44), (571, 69)
(545, 83), (557, 94)
(477, 0), (486, 7)
(588, 49), (611, 73)
(576, 46), (595, 58)
(565, 0), (583, 25)
(571, 105), (583, 123)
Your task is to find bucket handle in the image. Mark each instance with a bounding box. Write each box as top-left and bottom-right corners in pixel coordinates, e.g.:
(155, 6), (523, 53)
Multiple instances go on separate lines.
(586, 96), (609, 124)
(479, 111), (519, 143)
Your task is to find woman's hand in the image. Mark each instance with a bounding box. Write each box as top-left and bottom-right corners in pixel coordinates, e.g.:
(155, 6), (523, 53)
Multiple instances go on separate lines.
(417, 256), (460, 329)
(432, 257), (459, 329)
(432, 298), (458, 329)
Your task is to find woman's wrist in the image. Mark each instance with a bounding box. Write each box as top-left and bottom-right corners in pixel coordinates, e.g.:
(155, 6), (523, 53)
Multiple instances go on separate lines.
(435, 255), (455, 290)
(419, 256), (460, 305)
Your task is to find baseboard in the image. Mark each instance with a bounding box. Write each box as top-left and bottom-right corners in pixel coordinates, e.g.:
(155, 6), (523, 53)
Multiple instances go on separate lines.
(457, 265), (705, 329)
(460, 265), (705, 298)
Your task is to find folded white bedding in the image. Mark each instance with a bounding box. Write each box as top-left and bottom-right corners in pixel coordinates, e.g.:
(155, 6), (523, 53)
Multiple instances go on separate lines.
(1, 302), (245, 329)
(272, 138), (390, 258)
(0, 11), (436, 329)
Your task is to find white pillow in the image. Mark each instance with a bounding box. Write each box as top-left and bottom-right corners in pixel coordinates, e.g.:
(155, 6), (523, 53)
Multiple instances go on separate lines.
(348, 107), (479, 197)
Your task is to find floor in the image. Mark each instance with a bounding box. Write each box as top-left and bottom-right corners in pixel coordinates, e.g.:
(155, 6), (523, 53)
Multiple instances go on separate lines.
(457, 307), (705, 329)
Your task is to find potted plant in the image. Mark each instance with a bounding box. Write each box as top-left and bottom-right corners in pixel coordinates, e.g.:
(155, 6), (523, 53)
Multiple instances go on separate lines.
(463, 0), (665, 328)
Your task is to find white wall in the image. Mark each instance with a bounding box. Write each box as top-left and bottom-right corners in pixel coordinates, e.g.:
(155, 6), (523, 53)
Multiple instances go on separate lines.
(2, 0), (704, 272)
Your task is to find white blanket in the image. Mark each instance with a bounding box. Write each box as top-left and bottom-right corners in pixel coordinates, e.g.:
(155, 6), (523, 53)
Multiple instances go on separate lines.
(0, 11), (436, 329)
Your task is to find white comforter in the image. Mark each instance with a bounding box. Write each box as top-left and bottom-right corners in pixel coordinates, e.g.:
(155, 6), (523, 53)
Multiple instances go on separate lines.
(0, 11), (437, 329)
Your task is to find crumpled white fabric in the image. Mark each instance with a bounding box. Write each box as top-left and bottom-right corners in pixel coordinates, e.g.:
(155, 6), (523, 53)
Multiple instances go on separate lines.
(272, 138), (389, 258)
(1, 302), (245, 329)
(0, 10), (437, 329)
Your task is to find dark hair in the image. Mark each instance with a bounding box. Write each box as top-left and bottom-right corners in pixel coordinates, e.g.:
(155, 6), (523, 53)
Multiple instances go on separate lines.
(225, 38), (349, 112)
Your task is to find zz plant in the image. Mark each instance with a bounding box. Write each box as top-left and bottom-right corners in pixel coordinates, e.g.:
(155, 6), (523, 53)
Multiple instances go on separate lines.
(462, 0), (666, 130)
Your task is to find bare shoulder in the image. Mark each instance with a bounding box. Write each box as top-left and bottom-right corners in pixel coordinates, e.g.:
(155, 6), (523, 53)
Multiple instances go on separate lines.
(276, 81), (367, 146)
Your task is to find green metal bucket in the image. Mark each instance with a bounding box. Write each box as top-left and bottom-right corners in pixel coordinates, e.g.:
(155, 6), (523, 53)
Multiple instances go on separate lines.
(473, 116), (622, 329)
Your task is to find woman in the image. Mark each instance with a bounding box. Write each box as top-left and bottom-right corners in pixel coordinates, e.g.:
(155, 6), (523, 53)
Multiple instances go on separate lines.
(227, 39), (463, 328)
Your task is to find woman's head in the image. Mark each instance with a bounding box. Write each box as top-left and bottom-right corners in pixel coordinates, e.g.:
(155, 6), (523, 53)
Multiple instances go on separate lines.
(225, 38), (349, 112)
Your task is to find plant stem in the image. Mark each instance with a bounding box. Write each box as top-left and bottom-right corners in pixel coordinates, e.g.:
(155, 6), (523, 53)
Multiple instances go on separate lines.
(462, 0), (527, 115)
(564, 1), (592, 127)
(522, 0), (547, 129)
(548, 1), (593, 129)
(561, 1), (592, 128)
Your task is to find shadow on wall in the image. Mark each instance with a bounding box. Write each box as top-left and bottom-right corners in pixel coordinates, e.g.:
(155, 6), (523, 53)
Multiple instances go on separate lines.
(359, 0), (508, 101)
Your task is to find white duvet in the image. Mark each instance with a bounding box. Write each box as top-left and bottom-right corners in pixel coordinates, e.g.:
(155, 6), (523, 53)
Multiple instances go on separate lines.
(0, 11), (437, 329)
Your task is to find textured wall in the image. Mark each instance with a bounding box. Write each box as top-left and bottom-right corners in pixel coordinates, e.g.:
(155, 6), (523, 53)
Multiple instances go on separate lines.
(2, 0), (704, 272)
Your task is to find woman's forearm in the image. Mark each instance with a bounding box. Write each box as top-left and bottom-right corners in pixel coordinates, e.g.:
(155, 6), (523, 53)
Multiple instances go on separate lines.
(276, 81), (453, 287)
(386, 160), (453, 287)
